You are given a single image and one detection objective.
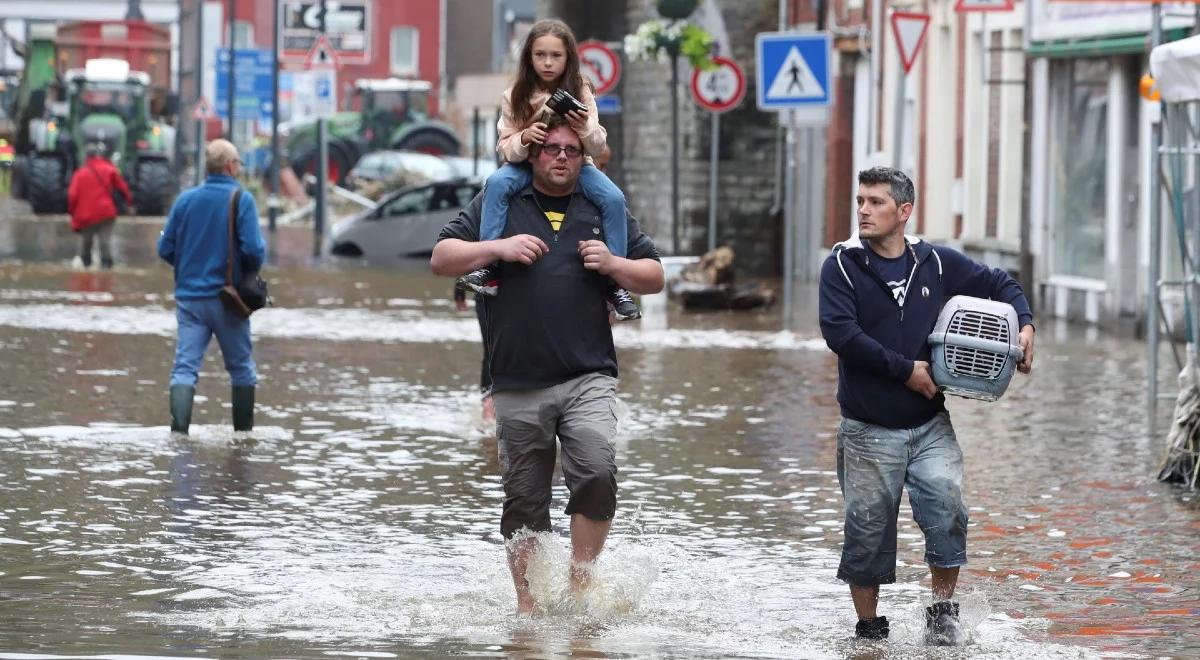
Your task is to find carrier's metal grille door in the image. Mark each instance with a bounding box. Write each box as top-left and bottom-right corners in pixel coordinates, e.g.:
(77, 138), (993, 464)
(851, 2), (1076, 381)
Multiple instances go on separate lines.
(945, 310), (1010, 379)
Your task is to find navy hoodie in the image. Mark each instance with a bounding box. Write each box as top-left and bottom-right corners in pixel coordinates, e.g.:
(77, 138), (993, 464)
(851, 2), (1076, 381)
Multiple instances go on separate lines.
(819, 235), (1033, 429)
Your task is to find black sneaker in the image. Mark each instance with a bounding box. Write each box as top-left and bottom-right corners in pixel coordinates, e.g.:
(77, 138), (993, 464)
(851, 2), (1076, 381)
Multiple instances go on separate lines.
(609, 286), (641, 321)
(457, 265), (499, 296)
(855, 615), (889, 640)
(925, 601), (966, 646)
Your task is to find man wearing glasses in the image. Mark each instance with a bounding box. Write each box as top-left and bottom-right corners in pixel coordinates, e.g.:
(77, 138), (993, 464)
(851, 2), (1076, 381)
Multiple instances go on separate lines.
(432, 114), (664, 614)
(158, 139), (266, 436)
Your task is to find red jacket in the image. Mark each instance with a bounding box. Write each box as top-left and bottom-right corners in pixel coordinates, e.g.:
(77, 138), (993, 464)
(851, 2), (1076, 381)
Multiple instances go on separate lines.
(67, 156), (133, 231)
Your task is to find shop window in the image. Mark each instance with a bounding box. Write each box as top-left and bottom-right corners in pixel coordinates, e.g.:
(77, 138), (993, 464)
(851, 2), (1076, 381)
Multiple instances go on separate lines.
(1049, 58), (1108, 279)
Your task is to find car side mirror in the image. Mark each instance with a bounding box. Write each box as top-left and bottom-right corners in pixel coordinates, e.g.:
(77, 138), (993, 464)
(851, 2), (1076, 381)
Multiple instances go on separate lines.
(163, 92), (180, 117)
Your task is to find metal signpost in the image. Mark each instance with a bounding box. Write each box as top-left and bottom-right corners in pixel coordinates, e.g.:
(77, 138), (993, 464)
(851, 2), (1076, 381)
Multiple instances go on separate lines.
(756, 32), (832, 330)
(305, 28), (340, 257)
(191, 97), (215, 186)
(691, 55), (746, 253)
(889, 12), (930, 170)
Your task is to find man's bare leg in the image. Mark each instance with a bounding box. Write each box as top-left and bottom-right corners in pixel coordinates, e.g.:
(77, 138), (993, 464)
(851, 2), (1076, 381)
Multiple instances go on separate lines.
(850, 584), (880, 620)
(569, 513), (611, 593)
(507, 535), (538, 614)
(930, 566), (959, 601)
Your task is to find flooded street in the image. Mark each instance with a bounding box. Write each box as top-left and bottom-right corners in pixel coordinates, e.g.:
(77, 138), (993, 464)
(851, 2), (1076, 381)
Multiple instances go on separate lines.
(0, 209), (1196, 659)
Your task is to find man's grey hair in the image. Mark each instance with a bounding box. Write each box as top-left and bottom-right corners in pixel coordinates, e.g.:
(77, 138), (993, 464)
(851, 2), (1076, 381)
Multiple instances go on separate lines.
(205, 139), (239, 175)
(858, 167), (914, 207)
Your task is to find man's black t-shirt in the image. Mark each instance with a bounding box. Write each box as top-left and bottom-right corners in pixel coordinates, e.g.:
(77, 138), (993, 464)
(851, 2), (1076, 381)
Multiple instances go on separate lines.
(865, 244), (914, 307)
(533, 190), (571, 234)
(439, 185), (660, 391)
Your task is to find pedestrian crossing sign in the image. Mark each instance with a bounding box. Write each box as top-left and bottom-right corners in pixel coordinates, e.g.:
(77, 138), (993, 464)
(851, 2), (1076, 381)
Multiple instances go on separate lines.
(755, 32), (831, 113)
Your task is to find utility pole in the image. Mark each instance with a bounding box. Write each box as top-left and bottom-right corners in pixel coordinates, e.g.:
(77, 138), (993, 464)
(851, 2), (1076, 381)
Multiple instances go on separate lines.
(269, 0), (280, 232)
(226, 0), (236, 139)
(193, 0), (204, 186)
(314, 0), (328, 257)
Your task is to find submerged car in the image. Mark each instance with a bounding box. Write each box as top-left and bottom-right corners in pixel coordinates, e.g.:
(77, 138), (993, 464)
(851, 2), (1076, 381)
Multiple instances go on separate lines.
(344, 149), (455, 190)
(329, 179), (482, 259)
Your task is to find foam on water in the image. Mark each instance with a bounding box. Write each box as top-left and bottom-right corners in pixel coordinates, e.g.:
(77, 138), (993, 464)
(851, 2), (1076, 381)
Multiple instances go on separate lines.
(0, 304), (827, 351)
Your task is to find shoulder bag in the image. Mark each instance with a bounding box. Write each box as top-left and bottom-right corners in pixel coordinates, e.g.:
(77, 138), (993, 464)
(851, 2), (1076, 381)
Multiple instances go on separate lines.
(218, 188), (269, 318)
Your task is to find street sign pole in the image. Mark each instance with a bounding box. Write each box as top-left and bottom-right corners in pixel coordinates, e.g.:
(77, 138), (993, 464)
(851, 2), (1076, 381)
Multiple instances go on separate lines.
(708, 112), (720, 253)
(670, 51), (680, 255)
(194, 0), (204, 187)
(784, 111), (796, 329)
(226, 0), (236, 140)
(269, 0), (280, 234)
(756, 32), (831, 331)
(691, 56), (746, 254)
(893, 68), (906, 170)
(314, 0), (328, 258)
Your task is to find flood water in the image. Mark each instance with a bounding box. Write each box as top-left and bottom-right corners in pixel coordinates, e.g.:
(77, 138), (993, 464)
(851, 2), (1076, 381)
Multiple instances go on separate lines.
(0, 209), (1197, 659)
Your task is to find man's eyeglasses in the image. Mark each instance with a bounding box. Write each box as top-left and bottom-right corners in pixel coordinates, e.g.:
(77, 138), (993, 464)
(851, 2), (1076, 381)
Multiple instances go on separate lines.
(540, 144), (583, 159)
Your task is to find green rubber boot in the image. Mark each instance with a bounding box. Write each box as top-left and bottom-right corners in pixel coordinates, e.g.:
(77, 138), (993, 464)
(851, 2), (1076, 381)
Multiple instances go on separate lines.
(232, 385), (255, 432)
(169, 385), (195, 434)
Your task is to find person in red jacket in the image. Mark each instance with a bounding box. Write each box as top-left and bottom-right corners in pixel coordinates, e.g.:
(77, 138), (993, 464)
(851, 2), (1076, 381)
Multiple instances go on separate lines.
(67, 143), (132, 269)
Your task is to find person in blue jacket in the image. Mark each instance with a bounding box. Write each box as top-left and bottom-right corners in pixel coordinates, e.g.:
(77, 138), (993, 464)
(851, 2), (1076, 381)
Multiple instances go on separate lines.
(818, 166), (1036, 645)
(158, 139), (266, 435)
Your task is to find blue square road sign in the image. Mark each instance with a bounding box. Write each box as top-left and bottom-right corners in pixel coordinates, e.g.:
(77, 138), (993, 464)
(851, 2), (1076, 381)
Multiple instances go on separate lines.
(755, 32), (831, 112)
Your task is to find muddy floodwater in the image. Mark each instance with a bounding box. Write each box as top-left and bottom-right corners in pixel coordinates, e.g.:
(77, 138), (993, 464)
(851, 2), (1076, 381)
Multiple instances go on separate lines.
(0, 212), (1197, 658)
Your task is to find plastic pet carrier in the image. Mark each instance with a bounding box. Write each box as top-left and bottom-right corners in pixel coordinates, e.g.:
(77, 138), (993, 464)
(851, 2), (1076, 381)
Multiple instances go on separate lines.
(927, 296), (1023, 401)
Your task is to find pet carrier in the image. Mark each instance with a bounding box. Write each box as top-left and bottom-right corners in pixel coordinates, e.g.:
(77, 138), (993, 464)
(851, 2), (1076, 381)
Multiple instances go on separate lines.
(927, 296), (1024, 401)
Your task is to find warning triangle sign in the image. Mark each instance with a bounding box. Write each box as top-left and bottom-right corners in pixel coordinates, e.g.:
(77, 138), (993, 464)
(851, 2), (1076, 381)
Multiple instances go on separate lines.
(765, 46), (825, 101)
(191, 96), (215, 120)
(891, 12), (931, 74)
(305, 34), (341, 70)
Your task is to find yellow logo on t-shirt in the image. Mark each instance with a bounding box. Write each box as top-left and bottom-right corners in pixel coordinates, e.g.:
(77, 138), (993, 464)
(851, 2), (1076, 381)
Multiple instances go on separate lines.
(544, 210), (565, 232)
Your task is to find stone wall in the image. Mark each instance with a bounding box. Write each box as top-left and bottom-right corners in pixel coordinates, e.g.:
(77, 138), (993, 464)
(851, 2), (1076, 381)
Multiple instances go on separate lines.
(539, 0), (783, 273)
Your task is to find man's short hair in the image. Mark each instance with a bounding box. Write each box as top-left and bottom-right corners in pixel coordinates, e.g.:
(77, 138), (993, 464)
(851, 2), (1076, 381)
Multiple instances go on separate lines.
(858, 167), (914, 207)
(530, 114), (578, 157)
(205, 139), (239, 175)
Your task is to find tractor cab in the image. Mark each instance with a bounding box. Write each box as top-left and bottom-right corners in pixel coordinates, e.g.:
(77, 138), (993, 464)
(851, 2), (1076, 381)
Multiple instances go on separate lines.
(62, 60), (152, 165)
(352, 78), (432, 149)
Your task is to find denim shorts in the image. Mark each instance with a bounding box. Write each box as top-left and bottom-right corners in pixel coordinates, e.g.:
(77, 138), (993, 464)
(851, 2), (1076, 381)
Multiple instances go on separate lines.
(492, 372), (619, 539)
(835, 412), (968, 587)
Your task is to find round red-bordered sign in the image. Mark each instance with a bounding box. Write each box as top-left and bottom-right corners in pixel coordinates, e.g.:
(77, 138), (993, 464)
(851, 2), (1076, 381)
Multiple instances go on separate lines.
(578, 40), (622, 97)
(690, 56), (746, 113)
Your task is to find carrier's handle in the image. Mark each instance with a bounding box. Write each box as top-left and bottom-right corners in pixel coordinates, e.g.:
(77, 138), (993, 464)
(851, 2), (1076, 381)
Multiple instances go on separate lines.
(928, 332), (1024, 362)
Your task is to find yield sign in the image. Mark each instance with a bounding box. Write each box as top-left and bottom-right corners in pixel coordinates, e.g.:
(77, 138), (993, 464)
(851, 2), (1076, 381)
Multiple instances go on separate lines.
(891, 11), (931, 74)
(304, 33), (341, 70)
(954, 0), (1014, 11)
(191, 96), (215, 121)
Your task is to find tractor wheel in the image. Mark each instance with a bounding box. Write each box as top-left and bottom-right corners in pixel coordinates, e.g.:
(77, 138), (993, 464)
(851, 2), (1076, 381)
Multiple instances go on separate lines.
(27, 156), (67, 214)
(291, 141), (353, 192)
(133, 160), (176, 216)
(393, 129), (460, 157)
(10, 156), (27, 200)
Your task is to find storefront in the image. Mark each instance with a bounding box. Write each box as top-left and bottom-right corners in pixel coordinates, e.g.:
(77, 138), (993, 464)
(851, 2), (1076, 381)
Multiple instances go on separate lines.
(1028, 0), (1192, 324)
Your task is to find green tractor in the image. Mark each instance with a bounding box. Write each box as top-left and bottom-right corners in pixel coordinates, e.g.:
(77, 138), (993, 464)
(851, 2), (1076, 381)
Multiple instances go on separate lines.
(284, 78), (460, 186)
(13, 58), (177, 215)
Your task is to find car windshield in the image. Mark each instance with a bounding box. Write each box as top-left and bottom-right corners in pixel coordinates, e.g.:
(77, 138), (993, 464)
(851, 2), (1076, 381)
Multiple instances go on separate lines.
(77, 82), (141, 120)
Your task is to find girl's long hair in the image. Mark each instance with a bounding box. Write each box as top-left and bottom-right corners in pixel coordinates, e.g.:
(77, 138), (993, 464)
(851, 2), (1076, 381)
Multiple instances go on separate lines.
(510, 18), (589, 128)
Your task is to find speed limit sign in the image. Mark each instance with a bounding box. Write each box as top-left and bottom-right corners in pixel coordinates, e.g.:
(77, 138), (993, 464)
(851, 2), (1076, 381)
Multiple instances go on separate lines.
(691, 56), (746, 113)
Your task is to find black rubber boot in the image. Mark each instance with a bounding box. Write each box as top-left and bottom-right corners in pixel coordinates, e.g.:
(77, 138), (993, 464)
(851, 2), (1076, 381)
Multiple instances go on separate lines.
(855, 615), (889, 640)
(169, 385), (195, 434)
(231, 385), (255, 431)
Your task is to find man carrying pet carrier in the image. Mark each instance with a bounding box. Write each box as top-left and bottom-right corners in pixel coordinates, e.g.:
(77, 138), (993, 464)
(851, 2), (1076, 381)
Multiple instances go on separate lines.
(818, 166), (1035, 645)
